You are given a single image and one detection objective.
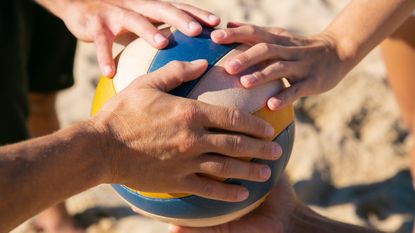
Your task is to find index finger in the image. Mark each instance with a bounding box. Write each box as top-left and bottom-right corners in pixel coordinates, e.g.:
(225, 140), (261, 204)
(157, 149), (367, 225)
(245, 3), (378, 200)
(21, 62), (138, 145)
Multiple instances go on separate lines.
(211, 25), (291, 46)
(197, 103), (275, 139)
(125, 1), (203, 36)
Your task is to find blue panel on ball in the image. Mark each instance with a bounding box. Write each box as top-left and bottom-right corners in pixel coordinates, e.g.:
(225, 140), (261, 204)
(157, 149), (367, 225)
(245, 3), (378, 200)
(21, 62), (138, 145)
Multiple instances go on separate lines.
(147, 28), (237, 97)
(113, 123), (294, 219)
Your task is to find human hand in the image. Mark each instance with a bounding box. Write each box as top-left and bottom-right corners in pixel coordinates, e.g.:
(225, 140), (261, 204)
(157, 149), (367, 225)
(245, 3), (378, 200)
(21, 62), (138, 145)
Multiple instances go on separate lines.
(37, 0), (220, 77)
(91, 60), (282, 202)
(169, 175), (298, 233)
(211, 23), (351, 111)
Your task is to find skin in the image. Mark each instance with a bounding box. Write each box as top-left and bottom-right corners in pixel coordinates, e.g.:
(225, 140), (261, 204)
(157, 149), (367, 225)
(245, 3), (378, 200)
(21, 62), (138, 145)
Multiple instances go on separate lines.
(380, 17), (415, 183)
(170, 1), (415, 233)
(28, 93), (83, 232)
(169, 175), (381, 233)
(35, 0), (221, 77)
(28, 0), (217, 231)
(0, 61), (282, 232)
(211, 0), (415, 111)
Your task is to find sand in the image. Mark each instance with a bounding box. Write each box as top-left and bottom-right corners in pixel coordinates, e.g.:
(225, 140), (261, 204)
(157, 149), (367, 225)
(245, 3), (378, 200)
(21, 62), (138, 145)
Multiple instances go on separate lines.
(12, 0), (415, 232)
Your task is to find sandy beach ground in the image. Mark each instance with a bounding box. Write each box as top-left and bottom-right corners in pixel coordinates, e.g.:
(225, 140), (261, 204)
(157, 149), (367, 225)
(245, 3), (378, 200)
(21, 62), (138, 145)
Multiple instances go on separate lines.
(12, 0), (415, 232)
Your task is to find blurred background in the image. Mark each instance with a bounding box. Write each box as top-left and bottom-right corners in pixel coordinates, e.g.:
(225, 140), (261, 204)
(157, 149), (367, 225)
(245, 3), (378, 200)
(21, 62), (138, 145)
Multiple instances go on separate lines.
(13, 0), (415, 232)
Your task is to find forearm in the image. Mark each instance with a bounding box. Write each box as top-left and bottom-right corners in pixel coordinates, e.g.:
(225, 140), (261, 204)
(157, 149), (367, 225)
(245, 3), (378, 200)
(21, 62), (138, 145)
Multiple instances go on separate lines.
(325, 0), (415, 70)
(289, 204), (382, 233)
(0, 121), (107, 231)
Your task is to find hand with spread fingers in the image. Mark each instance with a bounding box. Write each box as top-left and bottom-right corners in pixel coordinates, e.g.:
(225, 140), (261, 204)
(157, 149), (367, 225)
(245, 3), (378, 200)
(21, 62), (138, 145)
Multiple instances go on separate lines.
(93, 60), (282, 202)
(211, 0), (415, 111)
(211, 23), (348, 111)
(35, 0), (220, 77)
(0, 60), (283, 231)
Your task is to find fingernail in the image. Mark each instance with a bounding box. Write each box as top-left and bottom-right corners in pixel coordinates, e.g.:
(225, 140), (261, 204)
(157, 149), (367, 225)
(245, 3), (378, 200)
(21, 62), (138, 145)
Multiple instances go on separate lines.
(212, 30), (226, 40)
(168, 225), (180, 233)
(241, 75), (257, 86)
(190, 59), (207, 66)
(238, 189), (249, 201)
(154, 33), (167, 44)
(268, 98), (282, 110)
(260, 166), (271, 179)
(188, 21), (201, 32)
(265, 126), (275, 137)
(227, 59), (242, 72)
(103, 65), (113, 77)
(272, 143), (283, 158)
(208, 14), (219, 23)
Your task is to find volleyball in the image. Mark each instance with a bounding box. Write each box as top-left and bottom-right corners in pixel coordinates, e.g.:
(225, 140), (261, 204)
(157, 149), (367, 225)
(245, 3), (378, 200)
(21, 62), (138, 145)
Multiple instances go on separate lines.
(91, 27), (295, 227)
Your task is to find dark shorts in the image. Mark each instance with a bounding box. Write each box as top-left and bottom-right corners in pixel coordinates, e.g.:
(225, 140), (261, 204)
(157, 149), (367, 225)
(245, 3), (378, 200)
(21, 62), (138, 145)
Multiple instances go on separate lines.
(0, 0), (76, 145)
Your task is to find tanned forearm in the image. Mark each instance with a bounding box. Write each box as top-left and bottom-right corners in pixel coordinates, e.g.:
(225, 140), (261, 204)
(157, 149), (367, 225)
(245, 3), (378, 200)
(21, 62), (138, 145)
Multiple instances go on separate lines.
(325, 0), (415, 70)
(289, 204), (383, 233)
(0, 121), (107, 232)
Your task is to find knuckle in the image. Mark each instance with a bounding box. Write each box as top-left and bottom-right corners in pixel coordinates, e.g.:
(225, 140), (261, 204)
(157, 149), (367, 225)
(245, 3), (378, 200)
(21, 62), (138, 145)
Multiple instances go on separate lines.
(244, 25), (258, 35)
(252, 71), (267, 82)
(180, 103), (199, 123)
(169, 60), (187, 72)
(178, 132), (198, 153)
(225, 28), (235, 38)
(236, 54), (249, 64)
(218, 159), (232, 177)
(257, 42), (272, 53)
(229, 135), (243, 153)
(228, 108), (243, 127)
(201, 182), (215, 197)
(275, 61), (287, 73)
(120, 9), (135, 22)
(89, 15), (105, 32)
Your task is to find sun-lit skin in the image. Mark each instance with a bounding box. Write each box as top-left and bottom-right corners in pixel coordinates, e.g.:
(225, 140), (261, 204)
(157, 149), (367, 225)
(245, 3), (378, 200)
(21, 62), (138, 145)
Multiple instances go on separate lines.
(380, 17), (415, 184)
(211, 0), (415, 111)
(171, 1), (415, 233)
(0, 61), (281, 232)
(35, 0), (221, 77)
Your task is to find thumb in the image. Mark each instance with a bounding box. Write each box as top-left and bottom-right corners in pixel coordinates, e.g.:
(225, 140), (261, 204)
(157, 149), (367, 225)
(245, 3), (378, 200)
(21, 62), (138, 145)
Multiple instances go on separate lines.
(143, 59), (208, 92)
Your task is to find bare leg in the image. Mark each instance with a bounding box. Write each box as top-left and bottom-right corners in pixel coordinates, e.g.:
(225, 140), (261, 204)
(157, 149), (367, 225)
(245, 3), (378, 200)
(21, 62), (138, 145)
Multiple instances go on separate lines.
(380, 16), (415, 184)
(28, 93), (83, 233)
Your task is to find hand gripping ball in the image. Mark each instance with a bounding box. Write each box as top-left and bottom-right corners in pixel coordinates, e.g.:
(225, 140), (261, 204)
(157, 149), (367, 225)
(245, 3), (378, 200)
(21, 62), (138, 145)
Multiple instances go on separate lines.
(91, 27), (295, 227)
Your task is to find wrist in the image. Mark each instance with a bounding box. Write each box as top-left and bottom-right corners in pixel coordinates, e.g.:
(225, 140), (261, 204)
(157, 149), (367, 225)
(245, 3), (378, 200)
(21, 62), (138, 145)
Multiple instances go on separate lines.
(68, 120), (112, 186)
(86, 115), (127, 185)
(318, 29), (358, 74)
(288, 202), (382, 233)
(286, 202), (313, 233)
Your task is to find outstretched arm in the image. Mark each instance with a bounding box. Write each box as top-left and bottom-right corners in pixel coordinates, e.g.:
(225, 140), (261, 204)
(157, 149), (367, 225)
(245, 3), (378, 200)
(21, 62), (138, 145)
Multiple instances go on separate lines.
(0, 121), (105, 231)
(212, 0), (415, 110)
(0, 61), (280, 232)
(326, 0), (415, 70)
